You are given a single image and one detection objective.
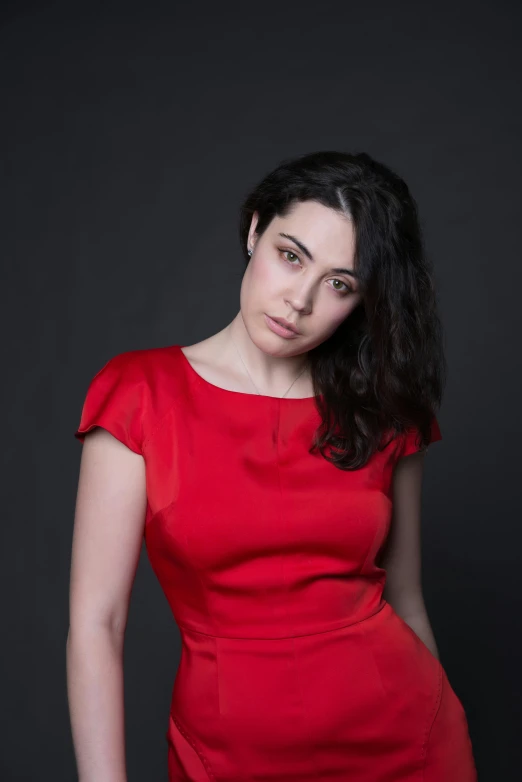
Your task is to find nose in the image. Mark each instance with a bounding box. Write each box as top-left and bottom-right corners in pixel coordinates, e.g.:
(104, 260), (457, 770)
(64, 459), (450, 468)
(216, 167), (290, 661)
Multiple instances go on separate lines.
(285, 291), (313, 316)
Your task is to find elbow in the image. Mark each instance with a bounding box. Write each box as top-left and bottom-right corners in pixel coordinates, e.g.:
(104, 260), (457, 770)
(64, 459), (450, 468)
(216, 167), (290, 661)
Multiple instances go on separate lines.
(66, 615), (126, 653)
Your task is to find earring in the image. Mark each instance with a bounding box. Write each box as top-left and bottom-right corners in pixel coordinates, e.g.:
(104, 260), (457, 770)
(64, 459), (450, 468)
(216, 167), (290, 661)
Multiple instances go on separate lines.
(247, 248), (252, 256)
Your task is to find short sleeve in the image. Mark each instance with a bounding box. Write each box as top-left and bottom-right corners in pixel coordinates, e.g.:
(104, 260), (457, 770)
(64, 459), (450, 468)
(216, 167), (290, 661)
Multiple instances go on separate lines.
(74, 352), (146, 454)
(400, 415), (442, 458)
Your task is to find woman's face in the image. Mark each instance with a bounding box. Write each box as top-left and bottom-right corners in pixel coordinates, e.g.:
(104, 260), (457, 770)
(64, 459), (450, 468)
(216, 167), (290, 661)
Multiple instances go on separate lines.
(241, 200), (362, 356)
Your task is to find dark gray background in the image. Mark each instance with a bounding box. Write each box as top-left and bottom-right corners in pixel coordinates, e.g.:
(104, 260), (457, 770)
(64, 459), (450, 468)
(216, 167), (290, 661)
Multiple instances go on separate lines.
(2, 1), (520, 779)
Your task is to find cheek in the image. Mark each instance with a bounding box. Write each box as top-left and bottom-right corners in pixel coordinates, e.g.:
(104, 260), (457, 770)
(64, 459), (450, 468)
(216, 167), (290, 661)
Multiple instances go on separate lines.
(317, 297), (361, 333)
(244, 255), (279, 298)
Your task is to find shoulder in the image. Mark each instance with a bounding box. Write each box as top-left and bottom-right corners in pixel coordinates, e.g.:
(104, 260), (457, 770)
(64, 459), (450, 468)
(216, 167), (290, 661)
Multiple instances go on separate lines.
(74, 344), (185, 453)
(92, 344), (180, 389)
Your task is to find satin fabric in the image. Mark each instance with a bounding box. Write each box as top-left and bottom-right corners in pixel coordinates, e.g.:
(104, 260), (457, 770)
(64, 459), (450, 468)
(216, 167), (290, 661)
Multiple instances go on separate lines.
(74, 343), (477, 781)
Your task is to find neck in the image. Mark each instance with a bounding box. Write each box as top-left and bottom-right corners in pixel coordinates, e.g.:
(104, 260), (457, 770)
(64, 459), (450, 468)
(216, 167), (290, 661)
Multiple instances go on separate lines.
(222, 313), (311, 395)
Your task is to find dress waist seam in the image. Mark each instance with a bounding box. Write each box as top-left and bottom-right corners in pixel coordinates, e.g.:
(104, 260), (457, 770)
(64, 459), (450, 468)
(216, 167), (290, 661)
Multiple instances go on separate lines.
(176, 600), (389, 641)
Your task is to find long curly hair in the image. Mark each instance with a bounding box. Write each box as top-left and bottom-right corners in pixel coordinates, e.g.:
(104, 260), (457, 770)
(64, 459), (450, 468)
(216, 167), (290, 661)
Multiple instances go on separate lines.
(238, 150), (446, 471)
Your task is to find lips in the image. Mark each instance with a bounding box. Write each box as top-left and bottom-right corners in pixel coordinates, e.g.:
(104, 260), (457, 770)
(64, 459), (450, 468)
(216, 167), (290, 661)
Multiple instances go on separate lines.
(270, 316), (300, 334)
(264, 314), (301, 339)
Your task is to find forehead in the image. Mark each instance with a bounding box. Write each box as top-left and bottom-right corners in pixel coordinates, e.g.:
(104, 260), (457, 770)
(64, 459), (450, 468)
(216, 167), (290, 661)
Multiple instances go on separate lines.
(270, 201), (356, 262)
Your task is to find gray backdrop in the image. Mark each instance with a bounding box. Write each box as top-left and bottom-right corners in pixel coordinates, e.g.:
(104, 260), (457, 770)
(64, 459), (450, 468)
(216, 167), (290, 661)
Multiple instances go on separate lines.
(2, 1), (520, 779)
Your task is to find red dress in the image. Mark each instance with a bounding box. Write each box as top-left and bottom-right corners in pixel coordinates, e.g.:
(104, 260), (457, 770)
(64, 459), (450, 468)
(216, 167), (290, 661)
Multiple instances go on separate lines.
(74, 344), (477, 781)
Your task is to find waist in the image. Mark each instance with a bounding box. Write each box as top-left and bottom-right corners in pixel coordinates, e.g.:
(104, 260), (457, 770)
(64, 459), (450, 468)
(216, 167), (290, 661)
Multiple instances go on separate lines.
(174, 593), (389, 640)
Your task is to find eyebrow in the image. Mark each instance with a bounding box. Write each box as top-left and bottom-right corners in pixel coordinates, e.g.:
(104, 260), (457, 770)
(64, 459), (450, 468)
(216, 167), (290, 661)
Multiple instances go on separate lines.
(278, 232), (360, 278)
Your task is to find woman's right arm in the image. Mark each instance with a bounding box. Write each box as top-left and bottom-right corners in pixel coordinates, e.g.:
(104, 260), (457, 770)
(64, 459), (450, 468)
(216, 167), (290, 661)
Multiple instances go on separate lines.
(67, 427), (147, 782)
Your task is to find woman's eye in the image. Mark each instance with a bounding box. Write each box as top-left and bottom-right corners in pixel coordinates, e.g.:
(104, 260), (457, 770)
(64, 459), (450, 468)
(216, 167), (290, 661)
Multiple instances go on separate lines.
(281, 249), (301, 265)
(329, 279), (353, 295)
(281, 250), (353, 295)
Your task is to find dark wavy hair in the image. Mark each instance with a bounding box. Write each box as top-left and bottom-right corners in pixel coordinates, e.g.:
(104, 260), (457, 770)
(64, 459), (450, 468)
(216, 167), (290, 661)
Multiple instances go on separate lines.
(238, 150), (446, 470)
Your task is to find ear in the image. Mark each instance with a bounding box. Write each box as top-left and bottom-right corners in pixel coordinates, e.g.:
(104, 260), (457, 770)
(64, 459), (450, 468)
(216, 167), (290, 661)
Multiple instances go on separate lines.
(248, 211), (259, 249)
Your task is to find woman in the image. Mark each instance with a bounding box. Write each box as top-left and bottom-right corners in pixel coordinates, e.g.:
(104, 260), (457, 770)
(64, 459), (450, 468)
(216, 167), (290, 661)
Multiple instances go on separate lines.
(67, 150), (478, 780)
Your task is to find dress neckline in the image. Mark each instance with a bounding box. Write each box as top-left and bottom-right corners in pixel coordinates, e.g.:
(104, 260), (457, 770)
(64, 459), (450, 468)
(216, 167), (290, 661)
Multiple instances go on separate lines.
(175, 344), (319, 402)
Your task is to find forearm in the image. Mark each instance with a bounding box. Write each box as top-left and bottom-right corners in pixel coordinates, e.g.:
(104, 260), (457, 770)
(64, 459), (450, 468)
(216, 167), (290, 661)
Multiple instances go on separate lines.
(66, 626), (127, 782)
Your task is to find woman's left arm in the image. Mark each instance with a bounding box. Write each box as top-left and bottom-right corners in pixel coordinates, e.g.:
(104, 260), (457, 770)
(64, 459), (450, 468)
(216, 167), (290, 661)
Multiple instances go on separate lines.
(379, 450), (440, 660)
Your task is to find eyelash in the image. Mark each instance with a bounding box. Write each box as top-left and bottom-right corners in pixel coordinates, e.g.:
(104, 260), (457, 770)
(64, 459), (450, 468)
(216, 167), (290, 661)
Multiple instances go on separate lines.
(279, 249), (354, 296)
